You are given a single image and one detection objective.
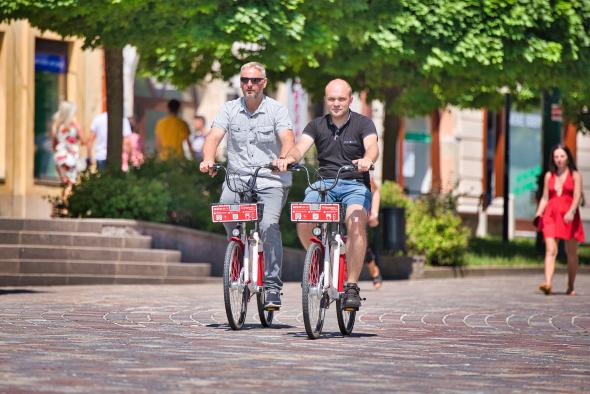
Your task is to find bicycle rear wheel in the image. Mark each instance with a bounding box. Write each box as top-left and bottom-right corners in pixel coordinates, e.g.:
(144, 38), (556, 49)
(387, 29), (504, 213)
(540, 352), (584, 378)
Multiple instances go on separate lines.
(256, 292), (274, 327)
(302, 243), (326, 339)
(223, 241), (248, 330)
(336, 256), (355, 335)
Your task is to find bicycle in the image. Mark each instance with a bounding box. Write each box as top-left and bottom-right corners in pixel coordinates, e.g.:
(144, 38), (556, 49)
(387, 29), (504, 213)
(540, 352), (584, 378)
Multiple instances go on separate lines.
(288, 163), (370, 339)
(209, 163), (276, 330)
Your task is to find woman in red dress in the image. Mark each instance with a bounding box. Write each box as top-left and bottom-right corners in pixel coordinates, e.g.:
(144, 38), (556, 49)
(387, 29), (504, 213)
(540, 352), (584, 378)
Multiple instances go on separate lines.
(534, 144), (585, 295)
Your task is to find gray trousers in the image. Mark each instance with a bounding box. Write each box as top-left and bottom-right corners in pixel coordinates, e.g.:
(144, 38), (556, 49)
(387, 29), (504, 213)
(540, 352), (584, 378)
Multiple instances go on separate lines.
(220, 185), (289, 291)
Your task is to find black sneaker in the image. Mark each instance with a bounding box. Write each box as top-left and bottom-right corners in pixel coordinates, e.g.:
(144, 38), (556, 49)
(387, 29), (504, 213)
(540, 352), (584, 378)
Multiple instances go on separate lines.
(264, 289), (281, 310)
(343, 283), (361, 311)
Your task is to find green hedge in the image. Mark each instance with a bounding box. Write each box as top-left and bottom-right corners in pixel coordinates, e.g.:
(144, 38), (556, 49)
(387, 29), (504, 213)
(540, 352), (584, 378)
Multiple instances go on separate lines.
(67, 157), (224, 234)
(380, 181), (469, 266)
(64, 157), (311, 246)
(64, 162), (469, 263)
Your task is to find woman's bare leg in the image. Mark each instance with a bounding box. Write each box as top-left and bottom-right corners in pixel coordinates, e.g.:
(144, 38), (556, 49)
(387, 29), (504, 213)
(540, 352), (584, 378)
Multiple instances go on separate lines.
(541, 238), (558, 294)
(565, 239), (579, 295)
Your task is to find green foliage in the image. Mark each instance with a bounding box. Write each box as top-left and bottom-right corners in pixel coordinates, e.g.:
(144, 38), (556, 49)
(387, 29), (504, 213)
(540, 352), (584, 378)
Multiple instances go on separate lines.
(405, 192), (470, 266)
(66, 157), (224, 233)
(63, 157), (313, 245)
(68, 170), (171, 222)
(380, 180), (411, 209)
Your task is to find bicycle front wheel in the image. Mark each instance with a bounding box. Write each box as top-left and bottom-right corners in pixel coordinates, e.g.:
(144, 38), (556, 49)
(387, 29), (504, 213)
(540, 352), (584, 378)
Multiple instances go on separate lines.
(336, 299), (356, 335)
(256, 292), (274, 327)
(223, 241), (248, 330)
(302, 242), (326, 339)
(336, 255), (355, 335)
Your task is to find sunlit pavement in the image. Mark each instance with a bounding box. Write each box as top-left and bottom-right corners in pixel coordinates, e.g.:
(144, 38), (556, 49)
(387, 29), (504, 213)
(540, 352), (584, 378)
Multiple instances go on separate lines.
(1, 274), (589, 393)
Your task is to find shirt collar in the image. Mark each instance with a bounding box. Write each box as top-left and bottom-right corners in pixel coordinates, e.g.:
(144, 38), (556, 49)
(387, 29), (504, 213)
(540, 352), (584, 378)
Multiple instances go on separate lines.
(326, 110), (352, 133)
(240, 95), (267, 116)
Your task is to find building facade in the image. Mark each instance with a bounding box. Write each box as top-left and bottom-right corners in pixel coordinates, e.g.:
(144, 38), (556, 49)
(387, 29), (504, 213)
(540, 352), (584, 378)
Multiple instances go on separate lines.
(0, 20), (104, 217)
(394, 107), (590, 239)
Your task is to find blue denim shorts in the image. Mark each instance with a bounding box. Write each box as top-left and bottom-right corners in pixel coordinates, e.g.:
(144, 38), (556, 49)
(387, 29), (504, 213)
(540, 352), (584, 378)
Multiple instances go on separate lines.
(303, 179), (372, 212)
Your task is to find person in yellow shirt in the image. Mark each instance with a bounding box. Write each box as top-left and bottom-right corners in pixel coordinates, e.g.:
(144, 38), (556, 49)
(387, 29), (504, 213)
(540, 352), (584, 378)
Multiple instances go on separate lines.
(155, 99), (190, 160)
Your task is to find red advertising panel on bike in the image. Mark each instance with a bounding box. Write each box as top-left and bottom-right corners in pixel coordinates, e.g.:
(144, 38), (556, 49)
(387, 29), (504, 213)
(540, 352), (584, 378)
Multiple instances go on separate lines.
(290, 203), (342, 222)
(211, 203), (261, 222)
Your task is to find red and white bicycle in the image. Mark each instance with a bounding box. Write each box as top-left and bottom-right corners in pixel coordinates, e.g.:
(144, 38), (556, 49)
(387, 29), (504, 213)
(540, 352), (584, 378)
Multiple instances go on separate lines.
(210, 163), (275, 330)
(289, 163), (368, 339)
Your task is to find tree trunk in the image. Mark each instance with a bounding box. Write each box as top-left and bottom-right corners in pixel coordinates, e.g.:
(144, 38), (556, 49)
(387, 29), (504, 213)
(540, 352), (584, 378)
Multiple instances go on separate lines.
(382, 88), (401, 181)
(105, 46), (124, 170)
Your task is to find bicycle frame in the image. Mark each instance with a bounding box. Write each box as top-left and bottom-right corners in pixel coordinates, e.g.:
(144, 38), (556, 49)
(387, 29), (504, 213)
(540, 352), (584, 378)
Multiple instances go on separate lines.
(211, 164), (270, 294)
(290, 165), (357, 302)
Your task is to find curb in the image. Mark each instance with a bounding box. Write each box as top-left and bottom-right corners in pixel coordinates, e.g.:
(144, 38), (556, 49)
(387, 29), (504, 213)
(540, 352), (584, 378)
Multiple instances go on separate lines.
(421, 264), (590, 279)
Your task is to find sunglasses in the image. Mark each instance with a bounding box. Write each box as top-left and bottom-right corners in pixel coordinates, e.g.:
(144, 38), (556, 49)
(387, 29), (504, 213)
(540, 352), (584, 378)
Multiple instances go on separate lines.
(240, 77), (265, 85)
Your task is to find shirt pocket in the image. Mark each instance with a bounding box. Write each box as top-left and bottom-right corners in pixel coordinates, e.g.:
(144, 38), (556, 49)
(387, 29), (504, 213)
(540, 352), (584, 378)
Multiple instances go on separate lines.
(229, 125), (249, 143)
(257, 126), (276, 144)
(341, 139), (363, 159)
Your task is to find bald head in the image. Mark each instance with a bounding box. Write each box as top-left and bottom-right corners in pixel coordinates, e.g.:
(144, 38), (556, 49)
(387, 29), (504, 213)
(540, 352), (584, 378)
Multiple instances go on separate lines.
(325, 79), (352, 98)
(324, 79), (353, 123)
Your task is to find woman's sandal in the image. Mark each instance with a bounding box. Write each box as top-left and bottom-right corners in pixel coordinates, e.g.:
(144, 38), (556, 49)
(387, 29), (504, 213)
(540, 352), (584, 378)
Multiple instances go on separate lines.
(372, 273), (383, 289)
(566, 288), (577, 296)
(538, 283), (552, 295)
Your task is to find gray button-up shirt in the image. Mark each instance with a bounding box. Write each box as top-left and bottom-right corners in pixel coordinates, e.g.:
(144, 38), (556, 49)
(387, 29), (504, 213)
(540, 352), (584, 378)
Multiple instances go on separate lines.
(212, 96), (293, 187)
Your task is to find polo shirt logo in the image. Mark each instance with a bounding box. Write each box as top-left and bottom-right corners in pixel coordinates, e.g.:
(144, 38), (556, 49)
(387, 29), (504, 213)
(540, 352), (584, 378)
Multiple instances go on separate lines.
(343, 140), (356, 144)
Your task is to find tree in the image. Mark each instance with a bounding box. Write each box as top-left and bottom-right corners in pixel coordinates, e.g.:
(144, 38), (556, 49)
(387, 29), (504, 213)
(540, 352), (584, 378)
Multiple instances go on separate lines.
(282, 1), (590, 179)
(0, 0), (220, 168)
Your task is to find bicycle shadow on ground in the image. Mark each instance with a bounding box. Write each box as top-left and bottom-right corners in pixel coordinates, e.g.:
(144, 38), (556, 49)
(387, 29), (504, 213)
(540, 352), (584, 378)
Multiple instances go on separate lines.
(286, 331), (377, 339)
(206, 322), (296, 330)
(0, 289), (48, 296)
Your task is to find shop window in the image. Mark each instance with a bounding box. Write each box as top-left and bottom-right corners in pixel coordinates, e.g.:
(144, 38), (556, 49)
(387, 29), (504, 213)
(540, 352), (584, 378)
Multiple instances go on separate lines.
(34, 38), (68, 182)
(509, 110), (542, 219)
(403, 116), (431, 196)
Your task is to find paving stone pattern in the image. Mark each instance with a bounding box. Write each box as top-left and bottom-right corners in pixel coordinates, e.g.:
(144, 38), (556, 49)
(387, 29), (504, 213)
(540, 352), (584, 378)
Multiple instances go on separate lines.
(0, 274), (589, 393)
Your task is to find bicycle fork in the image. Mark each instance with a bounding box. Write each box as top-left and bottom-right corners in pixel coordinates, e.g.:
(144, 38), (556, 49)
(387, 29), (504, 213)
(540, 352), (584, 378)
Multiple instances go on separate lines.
(242, 230), (263, 289)
(323, 232), (346, 295)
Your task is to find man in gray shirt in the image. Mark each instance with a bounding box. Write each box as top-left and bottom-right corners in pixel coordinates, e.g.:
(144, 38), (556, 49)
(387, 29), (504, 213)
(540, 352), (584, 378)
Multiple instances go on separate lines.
(199, 62), (295, 310)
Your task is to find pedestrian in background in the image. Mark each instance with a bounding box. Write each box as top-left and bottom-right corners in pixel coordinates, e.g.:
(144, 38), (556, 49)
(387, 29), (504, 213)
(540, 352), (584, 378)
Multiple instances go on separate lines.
(122, 116), (144, 171)
(51, 101), (82, 200)
(366, 176), (383, 289)
(184, 115), (208, 161)
(155, 99), (190, 160)
(534, 144), (585, 296)
(87, 112), (132, 171)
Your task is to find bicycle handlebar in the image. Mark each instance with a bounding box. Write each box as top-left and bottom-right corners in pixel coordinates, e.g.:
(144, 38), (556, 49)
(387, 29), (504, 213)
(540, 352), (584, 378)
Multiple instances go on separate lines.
(289, 163), (374, 193)
(211, 163), (275, 194)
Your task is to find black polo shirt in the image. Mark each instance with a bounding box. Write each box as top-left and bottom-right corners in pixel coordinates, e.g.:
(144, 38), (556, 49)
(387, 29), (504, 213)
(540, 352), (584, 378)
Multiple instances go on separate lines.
(302, 110), (377, 187)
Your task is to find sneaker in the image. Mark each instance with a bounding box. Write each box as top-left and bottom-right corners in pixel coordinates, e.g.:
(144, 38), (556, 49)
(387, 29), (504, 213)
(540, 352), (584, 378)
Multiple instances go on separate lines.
(343, 283), (361, 311)
(264, 289), (281, 310)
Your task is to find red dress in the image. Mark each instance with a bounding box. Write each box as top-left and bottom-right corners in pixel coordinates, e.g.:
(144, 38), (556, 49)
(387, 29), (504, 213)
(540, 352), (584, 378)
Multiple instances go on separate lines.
(540, 170), (585, 242)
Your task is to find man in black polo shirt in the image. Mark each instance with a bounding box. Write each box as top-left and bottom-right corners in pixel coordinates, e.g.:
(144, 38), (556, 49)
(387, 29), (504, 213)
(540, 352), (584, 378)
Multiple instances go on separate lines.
(274, 78), (379, 311)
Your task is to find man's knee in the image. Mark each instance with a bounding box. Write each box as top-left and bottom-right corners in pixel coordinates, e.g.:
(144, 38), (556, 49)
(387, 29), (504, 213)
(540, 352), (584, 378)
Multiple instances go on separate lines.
(346, 208), (368, 239)
(261, 222), (281, 237)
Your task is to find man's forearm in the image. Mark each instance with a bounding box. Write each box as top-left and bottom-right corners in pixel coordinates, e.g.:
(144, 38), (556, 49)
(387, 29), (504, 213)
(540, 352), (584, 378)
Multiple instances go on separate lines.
(363, 144), (379, 164)
(285, 146), (304, 162)
(202, 138), (218, 162)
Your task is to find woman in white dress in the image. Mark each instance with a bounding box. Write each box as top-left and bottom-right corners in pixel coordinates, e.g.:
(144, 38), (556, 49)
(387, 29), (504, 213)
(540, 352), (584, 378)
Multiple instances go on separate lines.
(51, 101), (81, 199)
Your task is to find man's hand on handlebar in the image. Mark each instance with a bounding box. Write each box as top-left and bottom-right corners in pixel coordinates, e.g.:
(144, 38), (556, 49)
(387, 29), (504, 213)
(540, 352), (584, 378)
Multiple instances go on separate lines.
(352, 158), (374, 172)
(272, 156), (296, 172)
(199, 160), (217, 177)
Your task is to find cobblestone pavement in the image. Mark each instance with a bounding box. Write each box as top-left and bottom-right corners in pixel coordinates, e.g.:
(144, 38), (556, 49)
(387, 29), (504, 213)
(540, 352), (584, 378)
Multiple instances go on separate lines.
(1, 274), (589, 393)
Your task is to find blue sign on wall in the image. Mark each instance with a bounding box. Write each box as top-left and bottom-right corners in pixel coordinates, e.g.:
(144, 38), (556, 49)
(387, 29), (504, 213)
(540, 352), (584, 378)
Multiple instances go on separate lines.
(35, 53), (67, 73)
